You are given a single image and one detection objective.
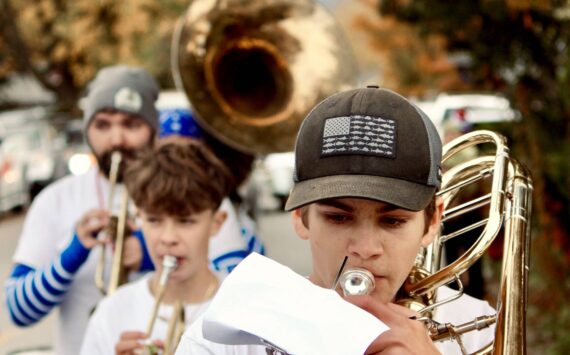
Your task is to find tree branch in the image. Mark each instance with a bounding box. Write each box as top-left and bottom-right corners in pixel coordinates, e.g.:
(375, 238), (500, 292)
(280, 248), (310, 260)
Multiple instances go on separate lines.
(0, 0), (57, 92)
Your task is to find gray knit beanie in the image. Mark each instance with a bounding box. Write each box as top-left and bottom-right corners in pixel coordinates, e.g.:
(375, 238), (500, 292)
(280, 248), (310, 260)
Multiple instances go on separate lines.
(83, 65), (160, 131)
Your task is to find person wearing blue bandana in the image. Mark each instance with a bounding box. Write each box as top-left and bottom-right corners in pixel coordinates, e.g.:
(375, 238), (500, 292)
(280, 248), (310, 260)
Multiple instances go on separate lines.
(158, 108), (265, 277)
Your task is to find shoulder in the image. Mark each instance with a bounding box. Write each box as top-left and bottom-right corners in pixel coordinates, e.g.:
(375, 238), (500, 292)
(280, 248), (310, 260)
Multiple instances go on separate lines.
(32, 169), (95, 206)
(93, 276), (150, 317)
(435, 286), (495, 322)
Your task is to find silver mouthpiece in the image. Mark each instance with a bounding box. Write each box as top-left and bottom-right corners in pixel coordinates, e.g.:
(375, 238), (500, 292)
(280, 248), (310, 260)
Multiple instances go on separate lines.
(339, 267), (375, 296)
(159, 255), (178, 286)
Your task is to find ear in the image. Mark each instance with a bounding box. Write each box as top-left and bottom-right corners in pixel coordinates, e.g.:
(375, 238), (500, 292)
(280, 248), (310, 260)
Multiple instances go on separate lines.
(421, 197), (444, 248)
(291, 208), (310, 241)
(209, 210), (227, 238)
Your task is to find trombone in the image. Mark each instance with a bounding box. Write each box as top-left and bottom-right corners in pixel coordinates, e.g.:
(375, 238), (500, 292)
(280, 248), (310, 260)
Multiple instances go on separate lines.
(340, 130), (532, 354)
(143, 256), (185, 355)
(94, 151), (131, 295)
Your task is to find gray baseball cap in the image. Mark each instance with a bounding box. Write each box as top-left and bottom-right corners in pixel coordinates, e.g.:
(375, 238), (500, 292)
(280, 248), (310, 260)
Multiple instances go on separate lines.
(285, 87), (442, 212)
(83, 65), (160, 131)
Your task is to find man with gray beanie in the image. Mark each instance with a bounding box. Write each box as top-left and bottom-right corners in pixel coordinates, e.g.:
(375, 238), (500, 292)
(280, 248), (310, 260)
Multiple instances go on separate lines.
(5, 65), (160, 355)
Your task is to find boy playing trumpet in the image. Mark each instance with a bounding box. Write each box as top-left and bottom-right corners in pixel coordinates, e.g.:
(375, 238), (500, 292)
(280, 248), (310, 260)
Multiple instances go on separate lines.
(81, 140), (231, 354)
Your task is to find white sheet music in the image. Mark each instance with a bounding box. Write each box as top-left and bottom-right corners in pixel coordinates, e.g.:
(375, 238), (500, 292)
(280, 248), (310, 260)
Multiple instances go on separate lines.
(202, 253), (389, 355)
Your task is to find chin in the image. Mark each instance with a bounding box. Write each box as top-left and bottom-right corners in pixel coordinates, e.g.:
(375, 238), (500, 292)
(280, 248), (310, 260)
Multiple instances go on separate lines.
(167, 271), (189, 283)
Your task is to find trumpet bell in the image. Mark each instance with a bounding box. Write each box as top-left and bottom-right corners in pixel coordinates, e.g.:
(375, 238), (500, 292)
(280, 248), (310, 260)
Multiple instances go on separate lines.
(172, 0), (358, 154)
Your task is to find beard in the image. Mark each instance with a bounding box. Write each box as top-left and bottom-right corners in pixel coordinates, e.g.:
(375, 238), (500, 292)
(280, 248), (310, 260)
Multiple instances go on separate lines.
(96, 148), (138, 183)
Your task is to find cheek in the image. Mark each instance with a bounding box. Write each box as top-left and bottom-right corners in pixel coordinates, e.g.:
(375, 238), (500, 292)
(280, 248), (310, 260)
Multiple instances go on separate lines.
(144, 234), (161, 262)
(310, 227), (348, 268)
(384, 231), (424, 279)
(127, 128), (153, 147)
(184, 225), (212, 254)
(86, 129), (107, 153)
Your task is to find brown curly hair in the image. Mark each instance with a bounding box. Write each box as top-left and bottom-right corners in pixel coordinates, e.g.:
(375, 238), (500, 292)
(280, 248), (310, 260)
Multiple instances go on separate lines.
(124, 140), (233, 216)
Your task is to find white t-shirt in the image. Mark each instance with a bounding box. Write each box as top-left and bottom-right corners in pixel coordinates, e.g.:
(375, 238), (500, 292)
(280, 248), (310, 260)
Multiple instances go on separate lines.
(80, 274), (213, 355)
(12, 167), (257, 355)
(175, 286), (496, 355)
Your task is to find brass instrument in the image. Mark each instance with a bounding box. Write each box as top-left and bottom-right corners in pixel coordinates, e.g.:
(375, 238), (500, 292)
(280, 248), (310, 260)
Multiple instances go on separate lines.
(171, 0), (358, 154)
(338, 268), (375, 296)
(143, 256), (185, 355)
(340, 130), (532, 355)
(94, 151), (131, 295)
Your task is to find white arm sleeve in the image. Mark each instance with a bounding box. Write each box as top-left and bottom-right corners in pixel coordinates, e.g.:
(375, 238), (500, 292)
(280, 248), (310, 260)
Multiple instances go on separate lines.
(13, 186), (61, 268)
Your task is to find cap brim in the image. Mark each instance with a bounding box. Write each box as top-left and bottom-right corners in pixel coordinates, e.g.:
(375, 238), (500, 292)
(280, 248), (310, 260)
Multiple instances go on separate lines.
(284, 175), (435, 212)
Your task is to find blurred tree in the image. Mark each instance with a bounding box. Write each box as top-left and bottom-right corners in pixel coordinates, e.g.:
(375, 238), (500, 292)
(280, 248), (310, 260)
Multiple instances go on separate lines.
(348, 0), (465, 96)
(352, 0), (570, 352)
(0, 0), (189, 111)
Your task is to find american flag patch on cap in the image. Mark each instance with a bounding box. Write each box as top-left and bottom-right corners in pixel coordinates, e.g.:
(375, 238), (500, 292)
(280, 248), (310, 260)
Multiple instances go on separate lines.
(321, 115), (397, 158)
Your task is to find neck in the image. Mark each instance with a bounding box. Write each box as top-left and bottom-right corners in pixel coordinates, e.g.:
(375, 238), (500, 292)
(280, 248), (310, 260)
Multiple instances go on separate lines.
(150, 267), (218, 305)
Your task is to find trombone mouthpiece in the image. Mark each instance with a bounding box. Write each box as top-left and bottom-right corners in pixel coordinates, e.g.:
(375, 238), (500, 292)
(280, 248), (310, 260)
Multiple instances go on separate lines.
(159, 256), (178, 286)
(111, 151), (122, 164)
(108, 151), (123, 187)
(339, 268), (375, 296)
(163, 255), (177, 269)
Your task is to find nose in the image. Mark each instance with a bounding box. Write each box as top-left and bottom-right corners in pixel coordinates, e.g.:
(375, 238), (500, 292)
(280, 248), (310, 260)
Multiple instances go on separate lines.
(347, 224), (383, 261)
(109, 126), (126, 148)
(159, 221), (179, 247)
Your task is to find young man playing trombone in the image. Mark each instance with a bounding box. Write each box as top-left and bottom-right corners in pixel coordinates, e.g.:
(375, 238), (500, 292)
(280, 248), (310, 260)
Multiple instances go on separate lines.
(177, 87), (496, 354)
(80, 140), (231, 354)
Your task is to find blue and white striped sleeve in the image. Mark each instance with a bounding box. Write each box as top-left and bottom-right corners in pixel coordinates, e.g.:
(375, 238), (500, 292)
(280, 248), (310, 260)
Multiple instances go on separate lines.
(5, 233), (90, 326)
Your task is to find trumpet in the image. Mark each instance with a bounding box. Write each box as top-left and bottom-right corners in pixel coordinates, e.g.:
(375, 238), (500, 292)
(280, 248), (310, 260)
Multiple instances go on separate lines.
(340, 130), (532, 355)
(94, 151), (131, 295)
(143, 256), (185, 355)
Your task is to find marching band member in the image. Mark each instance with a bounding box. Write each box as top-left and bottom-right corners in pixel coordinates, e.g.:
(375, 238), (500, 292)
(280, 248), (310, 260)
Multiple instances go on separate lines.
(80, 140), (231, 355)
(176, 87), (496, 354)
(158, 108), (265, 274)
(4, 65), (160, 355)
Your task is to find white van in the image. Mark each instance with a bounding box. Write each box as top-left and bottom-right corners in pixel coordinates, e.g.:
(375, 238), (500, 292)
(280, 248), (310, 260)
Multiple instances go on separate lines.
(414, 93), (520, 136)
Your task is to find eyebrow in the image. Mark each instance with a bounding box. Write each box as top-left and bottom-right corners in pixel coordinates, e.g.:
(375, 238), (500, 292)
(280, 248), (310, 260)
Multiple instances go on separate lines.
(315, 199), (406, 214)
(316, 200), (354, 212)
(93, 110), (143, 121)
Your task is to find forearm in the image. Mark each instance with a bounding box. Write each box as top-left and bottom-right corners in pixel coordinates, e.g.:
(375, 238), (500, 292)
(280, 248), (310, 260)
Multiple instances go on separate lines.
(5, 233), (90, 326)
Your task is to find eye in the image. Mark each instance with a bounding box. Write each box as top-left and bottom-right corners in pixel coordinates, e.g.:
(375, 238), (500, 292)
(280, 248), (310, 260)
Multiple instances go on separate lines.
(381, 216), (407, 228)
(178, 217), (196, 224)
(124, 118), (144, 130)
(324, 213), (352, 224)
(92, 120), (110, 131)
(145, 215), (161, 224)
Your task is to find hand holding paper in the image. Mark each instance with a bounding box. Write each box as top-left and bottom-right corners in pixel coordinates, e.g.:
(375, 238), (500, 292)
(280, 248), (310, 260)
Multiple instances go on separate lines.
(202, 253), (389, 355)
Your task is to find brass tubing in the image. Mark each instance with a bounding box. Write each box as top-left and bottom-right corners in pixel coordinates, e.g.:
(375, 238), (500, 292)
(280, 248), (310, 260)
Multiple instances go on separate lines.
(440, 219), (489, 243)
(493, 161), (532, 355)
(442, 193), (492, 222)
